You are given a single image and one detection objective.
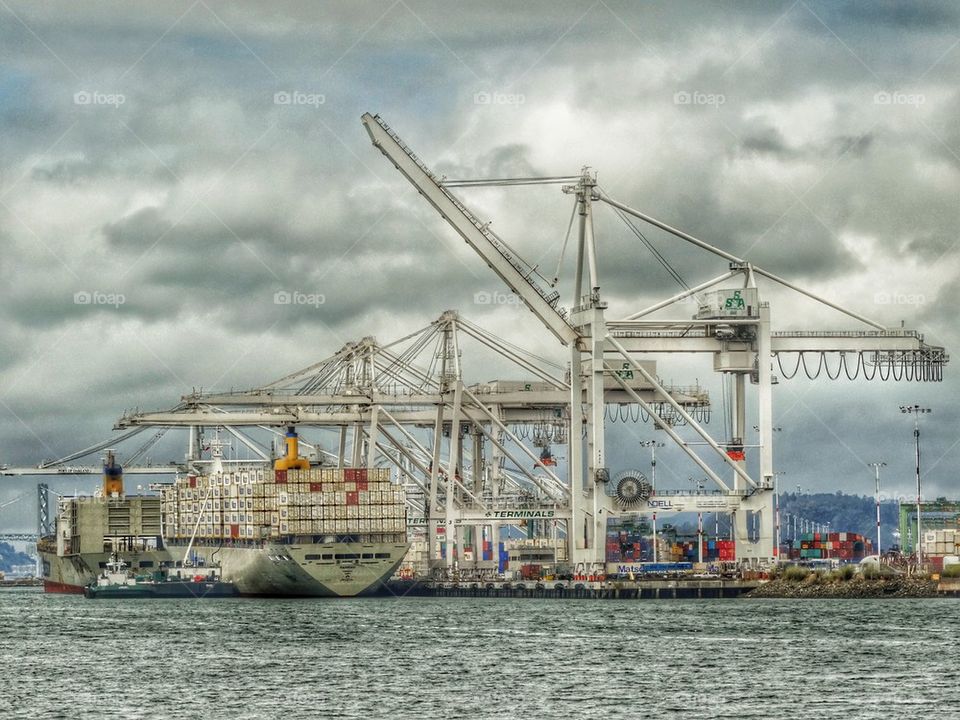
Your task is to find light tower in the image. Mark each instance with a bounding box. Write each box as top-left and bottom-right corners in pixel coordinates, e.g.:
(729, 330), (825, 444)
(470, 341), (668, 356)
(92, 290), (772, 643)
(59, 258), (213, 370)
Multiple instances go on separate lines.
(639, 440), (665, 562)
(772, 471), (786, 560)
(900, 404), (931, 564)
(867, 462), (886, 558)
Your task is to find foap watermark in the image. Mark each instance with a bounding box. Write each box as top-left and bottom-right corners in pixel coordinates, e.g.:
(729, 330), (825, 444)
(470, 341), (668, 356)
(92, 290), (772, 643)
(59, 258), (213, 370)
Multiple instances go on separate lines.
(73, 90), (125, 107)
(273, 91), (325, 108)
(474, 91), (525, 106)
(874, 291), (926, 306)
(674, 90), (725, 107)
(274, 290), (325, 308)
(474, 290), (523, 306)
(74, 290), (125, 308)
(874, 90), (925, 107)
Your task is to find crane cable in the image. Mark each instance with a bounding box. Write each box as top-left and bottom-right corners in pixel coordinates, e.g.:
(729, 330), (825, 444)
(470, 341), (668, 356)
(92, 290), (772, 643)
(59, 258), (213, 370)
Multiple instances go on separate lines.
(552, 197), (579, 287)
(597, 183), (692, 294)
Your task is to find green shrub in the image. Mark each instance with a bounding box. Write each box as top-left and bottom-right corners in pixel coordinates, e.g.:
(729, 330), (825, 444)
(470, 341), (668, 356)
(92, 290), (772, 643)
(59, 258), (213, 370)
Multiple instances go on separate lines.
(861, 563), (895, 579)
(783, 565), (810, 582)
(836, 565), (856, 581)
(941, 563), (960, 578)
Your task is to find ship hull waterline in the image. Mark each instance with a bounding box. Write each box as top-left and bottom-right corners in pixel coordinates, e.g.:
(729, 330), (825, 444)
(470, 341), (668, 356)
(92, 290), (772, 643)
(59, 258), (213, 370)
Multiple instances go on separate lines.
(41, 541), (409, 598)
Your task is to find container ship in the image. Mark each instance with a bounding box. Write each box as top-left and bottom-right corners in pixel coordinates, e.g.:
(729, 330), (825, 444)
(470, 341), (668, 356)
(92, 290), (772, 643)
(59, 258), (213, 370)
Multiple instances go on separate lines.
(38, 428), (409, 597)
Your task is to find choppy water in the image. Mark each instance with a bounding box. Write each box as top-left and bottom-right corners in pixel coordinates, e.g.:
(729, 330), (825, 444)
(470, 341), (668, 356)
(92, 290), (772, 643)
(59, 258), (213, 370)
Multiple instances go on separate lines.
(1, 588), (957, 719)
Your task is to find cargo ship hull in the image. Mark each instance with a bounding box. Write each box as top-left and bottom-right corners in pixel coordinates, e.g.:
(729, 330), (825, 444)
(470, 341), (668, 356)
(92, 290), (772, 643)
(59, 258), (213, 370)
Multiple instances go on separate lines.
(40, 540), (408, 597)
(165, 541), (409, 596)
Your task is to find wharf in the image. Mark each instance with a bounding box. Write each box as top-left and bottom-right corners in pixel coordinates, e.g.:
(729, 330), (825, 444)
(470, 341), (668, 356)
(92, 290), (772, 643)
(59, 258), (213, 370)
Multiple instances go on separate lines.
(0, 578), (43, 589)
(385, 578), (760, 599)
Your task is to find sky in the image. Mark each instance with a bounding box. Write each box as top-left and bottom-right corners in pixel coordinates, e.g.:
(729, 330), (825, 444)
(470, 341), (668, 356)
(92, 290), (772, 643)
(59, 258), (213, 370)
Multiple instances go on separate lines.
(1, 0), (958, 531)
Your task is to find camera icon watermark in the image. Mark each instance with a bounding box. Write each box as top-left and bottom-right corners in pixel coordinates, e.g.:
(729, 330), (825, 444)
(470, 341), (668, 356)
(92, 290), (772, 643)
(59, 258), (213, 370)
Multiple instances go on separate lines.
(673, 90), (725, 107)
(873, 291), (925, 306)
(474, 91), (525, 106)
(73, 290), (125, 308)
(873, 90), (925, 107)
(273, 91), (325, 108)
(73, 90), (125, 108)
(474, 290), (522, 306)
(274, 289), (325, 308)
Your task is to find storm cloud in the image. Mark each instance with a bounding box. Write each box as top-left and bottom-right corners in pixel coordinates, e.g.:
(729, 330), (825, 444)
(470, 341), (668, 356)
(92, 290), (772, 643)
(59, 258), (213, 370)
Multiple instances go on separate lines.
(1, 1), (958, 529)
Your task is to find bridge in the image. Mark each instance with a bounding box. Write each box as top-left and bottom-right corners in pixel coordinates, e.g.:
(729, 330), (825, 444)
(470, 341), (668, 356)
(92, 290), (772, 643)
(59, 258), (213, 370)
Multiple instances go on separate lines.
(0, 533), (39, 543)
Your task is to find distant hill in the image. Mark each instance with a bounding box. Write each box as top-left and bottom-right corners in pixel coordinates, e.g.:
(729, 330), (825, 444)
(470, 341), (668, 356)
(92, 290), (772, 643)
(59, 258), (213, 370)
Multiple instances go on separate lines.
(778, 491), (901, 549)
(0, 542), (34, 573)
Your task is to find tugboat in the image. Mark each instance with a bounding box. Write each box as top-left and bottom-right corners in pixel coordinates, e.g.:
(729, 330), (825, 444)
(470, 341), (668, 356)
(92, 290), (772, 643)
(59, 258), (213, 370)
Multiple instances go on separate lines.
(84, 555), (238, 599)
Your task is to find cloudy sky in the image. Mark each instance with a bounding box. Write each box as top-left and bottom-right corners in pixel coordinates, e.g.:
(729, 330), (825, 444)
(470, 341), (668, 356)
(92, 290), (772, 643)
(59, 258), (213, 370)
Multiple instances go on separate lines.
(1, 1), (958, 529)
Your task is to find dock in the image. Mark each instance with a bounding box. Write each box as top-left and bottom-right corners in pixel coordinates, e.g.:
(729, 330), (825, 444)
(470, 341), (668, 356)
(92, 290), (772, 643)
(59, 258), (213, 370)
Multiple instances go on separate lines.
(385, 578), (760, 599)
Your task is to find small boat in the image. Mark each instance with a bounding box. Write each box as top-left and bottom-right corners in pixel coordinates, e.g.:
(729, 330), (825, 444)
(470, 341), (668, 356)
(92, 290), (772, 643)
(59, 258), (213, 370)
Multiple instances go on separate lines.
(84, 555), (238, 599)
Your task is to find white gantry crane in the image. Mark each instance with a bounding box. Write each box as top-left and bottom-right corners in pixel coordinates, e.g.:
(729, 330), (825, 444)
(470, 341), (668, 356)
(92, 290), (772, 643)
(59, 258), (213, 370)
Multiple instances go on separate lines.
(361, 112), (947, 573)
(117, 311), (710, 574)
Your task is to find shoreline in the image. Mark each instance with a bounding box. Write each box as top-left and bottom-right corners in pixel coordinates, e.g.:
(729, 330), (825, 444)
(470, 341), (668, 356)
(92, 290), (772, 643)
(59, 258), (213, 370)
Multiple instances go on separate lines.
(746, 576), (949, 599)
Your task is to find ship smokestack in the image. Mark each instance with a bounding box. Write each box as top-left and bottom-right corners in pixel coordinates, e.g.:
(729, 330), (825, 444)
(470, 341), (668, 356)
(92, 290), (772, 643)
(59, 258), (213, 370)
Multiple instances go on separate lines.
(103, 450), (124, 497)
(274, 426), (310, 471)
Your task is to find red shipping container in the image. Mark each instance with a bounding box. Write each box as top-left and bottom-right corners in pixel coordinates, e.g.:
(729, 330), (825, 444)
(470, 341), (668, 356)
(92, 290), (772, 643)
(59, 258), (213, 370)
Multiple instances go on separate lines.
(189, 476), (197, 488)
(344, 468), (357, 481)
(346, 491), (359, 506)
(309, 482), (321, 492)
(230, 524), (240, 539)
(356, 468), (368, 481)
(357, 480), (368, 491)
(275, 470), (287, 484)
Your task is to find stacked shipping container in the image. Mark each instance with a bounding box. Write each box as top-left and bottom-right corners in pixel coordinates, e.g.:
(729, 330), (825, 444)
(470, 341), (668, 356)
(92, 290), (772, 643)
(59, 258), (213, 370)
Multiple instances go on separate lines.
(605, 530), (654, 562)
(703, 540), (736, 561)
(161, 466), (406, 542)
(923, 529), (960, 557)
(782, 532), (872, 561)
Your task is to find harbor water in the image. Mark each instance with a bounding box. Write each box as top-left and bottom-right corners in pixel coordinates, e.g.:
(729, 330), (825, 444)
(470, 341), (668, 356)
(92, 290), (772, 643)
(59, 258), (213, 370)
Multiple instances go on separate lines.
(2, 588), (957, 719)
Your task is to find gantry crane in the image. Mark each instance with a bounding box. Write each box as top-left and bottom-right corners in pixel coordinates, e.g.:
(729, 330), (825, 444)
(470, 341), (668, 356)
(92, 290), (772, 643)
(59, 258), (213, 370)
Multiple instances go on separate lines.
(361, 112), (947, 572)
(117, 311), (710, 571)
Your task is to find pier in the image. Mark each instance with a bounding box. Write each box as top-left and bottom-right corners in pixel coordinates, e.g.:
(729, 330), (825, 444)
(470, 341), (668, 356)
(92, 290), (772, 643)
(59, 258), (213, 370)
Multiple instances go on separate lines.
(385, 579), (760, 600)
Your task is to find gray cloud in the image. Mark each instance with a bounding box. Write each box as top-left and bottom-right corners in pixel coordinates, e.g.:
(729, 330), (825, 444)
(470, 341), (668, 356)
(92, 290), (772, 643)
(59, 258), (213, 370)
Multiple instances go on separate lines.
(1, 0), (958, 531)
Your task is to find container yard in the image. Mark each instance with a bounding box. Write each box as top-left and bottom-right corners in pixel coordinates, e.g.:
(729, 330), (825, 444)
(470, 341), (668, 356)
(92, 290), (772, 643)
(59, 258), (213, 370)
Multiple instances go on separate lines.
(781, 532), (873, 562)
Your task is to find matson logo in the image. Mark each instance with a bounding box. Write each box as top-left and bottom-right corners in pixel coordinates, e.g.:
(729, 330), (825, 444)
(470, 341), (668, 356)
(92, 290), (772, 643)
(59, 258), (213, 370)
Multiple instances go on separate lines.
(485, 509), (556, 519)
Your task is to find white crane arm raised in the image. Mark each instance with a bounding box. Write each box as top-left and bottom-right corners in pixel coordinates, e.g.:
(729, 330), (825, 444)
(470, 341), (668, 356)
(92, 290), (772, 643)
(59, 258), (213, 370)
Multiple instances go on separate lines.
(361, 113), (579, 346)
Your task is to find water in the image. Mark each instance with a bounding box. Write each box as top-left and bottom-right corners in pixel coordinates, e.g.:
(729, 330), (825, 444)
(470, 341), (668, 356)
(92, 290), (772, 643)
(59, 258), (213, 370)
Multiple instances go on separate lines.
(1, 588), (956, 719)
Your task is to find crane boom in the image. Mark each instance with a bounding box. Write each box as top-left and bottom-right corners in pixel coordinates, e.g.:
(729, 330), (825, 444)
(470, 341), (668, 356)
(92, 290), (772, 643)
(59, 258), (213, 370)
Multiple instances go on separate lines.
(361, 113), (579, 346)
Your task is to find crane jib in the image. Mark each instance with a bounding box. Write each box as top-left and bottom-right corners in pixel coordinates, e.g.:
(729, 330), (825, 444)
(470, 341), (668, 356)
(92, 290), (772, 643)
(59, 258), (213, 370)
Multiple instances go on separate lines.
(361, 113), (579, 346)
